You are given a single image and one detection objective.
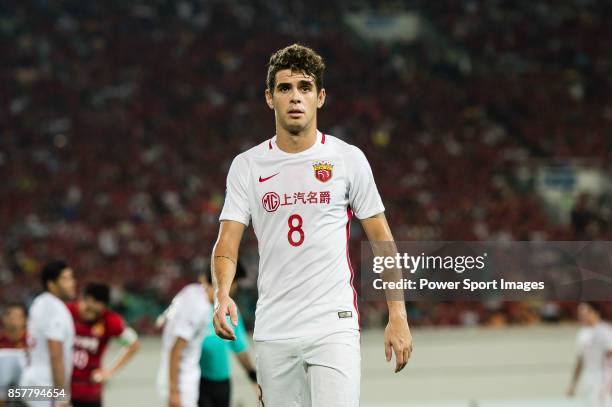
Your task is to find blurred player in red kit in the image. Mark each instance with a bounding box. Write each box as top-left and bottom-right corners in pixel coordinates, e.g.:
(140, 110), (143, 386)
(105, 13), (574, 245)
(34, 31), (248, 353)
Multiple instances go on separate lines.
(0, 303), (27, 349)
(68, 283), (140, 407)
(0, 303), (27, 405)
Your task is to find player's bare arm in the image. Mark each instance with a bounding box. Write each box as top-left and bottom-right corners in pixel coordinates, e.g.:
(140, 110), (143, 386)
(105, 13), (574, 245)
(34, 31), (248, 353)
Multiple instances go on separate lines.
(360, 212), (413, 373)
(212, 220), (245, 340)
(235, 351), (256, 376)
(48, 339), (66, 388)
(93, 328), (140, 383)
(567, 355), (583, 397)
(168, 336), (188, 407)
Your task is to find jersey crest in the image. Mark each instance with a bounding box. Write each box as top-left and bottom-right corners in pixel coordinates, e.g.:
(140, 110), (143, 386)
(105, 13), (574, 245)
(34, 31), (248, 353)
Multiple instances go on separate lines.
(313, 161), (333, 182)
(91, 322), (105, 337)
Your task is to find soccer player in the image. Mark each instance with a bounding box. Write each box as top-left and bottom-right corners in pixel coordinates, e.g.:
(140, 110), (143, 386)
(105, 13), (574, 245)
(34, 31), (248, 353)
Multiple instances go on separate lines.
(212, 44), (413, 406)
(20, 261), (76, 407)
(68, 283), (140, 407)
(157, 282), (211, 407)
(199, 262), (258, 407)
(567, 302), (612, 407)
(0, 303), (27, 405)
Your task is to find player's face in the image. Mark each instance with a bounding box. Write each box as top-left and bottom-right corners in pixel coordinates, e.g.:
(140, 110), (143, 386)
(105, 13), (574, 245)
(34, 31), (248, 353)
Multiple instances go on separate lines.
(577, 303), (596, 325)
(265, 69), (325, 135)
(79, 296), (106, 322)
(2, 307), (26, 331)
(54, 268), (76, 301)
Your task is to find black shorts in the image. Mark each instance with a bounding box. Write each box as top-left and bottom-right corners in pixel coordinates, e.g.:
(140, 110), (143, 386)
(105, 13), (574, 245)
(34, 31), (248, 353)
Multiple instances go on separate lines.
(198, 377), (230, 407)
(71, 401), (102, 407)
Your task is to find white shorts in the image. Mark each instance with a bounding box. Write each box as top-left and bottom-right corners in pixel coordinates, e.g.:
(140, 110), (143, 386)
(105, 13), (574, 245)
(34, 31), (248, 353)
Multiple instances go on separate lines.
(255, 329), (360, 407)
(580, 376), (612, 407)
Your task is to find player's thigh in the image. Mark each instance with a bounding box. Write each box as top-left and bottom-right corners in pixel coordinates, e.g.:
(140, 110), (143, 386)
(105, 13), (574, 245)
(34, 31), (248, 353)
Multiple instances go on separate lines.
(255, 340), (308, 407)
(306, 330), (361, 407)
(581, 380), (611, 407)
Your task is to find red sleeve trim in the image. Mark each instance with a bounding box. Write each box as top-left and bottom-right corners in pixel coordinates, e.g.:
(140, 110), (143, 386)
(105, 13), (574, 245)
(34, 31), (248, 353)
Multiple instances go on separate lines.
(345, 207), (360, 328)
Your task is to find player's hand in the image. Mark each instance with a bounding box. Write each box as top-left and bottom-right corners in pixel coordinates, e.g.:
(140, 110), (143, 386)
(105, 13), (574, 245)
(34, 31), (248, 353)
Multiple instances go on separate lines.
(384, 313), (413, 373)
(213, 295), (238, 340)
(566, 383), (576, 397)
(91, 368), (112, 383)
(169, 389), (181, 407)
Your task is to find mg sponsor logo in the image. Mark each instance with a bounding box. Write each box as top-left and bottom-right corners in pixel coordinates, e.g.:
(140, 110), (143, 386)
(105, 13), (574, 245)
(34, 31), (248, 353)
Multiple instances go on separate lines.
(262, 192), (280, 212)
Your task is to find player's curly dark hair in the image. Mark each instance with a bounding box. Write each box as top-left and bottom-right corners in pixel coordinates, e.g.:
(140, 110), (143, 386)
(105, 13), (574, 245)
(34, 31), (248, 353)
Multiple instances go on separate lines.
(266, 44), (325, 93)
(84, 282), (111, 305)
(41, 260), (69, 291)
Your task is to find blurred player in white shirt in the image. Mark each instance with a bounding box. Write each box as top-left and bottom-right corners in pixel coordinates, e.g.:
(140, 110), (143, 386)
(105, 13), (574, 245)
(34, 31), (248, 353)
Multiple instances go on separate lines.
(157, 282), (211, 407)
(20, 260), (76, 407)
(212, 44), (413, 406)
(568, 302), (612, 407)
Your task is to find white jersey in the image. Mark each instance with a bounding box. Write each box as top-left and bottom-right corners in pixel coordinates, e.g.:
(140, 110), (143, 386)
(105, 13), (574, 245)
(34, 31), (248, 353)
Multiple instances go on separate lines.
(220, 131), (384, 340)
(157, 283), (210, 404)
(0, 348), (27, 399)
(577, 322), (612, 381)
(20, 292), (75, 387)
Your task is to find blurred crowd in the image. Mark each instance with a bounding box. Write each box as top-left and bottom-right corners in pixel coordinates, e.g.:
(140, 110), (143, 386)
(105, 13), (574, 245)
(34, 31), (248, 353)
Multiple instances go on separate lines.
(1, 0), (611, 331)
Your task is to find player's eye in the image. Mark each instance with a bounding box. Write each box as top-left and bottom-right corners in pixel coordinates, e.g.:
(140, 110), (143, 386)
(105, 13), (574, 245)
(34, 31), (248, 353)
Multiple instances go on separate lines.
(301, 85), (311, 92)
(279, 85), (290, 92)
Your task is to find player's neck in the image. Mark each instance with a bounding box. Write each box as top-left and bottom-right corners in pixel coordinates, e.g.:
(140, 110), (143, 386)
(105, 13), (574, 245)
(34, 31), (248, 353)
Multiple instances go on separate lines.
(588, 318), (601, 326)
(275, 125), (317, 154)
(47, 288), (64, 301)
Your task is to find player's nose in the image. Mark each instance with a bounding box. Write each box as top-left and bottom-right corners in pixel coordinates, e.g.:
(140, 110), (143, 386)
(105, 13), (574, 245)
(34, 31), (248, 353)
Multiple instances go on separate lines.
(290, 88), (302, 102)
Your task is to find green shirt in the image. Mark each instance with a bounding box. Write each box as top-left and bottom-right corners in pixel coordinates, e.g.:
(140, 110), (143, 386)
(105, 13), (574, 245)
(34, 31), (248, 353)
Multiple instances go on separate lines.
(199, 308), (249, 381)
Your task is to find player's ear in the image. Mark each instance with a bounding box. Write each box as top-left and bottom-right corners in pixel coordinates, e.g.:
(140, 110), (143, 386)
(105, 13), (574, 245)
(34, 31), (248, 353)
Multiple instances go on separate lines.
(317, 88), (326, 109)
(265, 88), (274, 110)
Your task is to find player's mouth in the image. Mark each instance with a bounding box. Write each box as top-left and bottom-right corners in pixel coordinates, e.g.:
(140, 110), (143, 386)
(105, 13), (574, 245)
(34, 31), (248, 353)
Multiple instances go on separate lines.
(287, 109), (304, 119)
